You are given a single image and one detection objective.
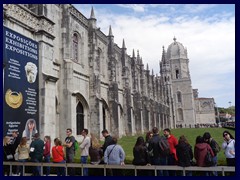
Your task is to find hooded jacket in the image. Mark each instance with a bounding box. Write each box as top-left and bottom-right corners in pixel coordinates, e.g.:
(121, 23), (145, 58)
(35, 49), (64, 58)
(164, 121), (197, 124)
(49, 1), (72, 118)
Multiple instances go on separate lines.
(194, 142), (214, 167)
(176, 142), (193, 167)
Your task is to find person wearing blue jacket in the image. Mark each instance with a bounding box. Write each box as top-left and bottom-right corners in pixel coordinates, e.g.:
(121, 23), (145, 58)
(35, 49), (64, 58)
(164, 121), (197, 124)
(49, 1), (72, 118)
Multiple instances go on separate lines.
(104, 137), (125, 176)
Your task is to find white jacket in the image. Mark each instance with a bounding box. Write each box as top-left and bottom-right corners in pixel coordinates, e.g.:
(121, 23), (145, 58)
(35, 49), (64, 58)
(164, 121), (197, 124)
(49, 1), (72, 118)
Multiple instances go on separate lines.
(222, 139), (235, 158)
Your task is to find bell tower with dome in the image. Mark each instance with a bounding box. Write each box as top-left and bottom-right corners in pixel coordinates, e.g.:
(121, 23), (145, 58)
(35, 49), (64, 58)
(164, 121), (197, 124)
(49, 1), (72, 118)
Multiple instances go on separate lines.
(166, 37), (196, 127)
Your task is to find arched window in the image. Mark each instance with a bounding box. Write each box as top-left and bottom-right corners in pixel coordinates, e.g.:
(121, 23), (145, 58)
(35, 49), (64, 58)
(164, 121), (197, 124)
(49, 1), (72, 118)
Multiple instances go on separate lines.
(73, 33), (78, 62)
(55, 97), (59, 114)
(76, 102), (84, 135)
(178, 108), (184, 121)
(102, 107), (106, 130)
(177, 91), (182, 103)
(176, 69), (180, 79)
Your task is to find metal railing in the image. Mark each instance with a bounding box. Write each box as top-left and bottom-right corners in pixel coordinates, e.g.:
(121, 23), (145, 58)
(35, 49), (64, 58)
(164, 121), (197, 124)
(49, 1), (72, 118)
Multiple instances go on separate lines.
(3, 161), (235, 176)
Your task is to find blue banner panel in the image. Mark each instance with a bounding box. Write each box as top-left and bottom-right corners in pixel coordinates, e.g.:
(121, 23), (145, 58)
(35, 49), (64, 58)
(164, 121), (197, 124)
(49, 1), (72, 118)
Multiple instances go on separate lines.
(3, 26), (39, 144)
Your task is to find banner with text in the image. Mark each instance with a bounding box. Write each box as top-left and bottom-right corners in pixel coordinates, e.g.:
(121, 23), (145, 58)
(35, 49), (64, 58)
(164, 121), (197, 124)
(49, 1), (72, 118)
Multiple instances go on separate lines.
(3, 26), (39, 141)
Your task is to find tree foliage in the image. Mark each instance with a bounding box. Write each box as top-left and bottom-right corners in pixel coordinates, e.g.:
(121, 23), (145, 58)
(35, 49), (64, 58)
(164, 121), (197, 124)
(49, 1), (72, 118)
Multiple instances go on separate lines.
(218, 106), (235, 115)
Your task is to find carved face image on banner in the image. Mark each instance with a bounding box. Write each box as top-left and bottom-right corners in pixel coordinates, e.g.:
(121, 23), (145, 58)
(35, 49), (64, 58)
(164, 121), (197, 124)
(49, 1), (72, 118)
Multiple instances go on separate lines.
(25, 62), (37, 83)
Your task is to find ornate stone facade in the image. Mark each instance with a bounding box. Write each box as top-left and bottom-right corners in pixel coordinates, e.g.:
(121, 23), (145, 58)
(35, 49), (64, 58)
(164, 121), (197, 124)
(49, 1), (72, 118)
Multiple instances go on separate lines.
(3, 4), (215, 140)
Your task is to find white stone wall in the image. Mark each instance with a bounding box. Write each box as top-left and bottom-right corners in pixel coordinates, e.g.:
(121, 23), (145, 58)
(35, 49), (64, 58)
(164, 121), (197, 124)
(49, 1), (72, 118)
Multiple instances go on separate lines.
(195, 98), (215, 124)
(196, 113), (215, 124)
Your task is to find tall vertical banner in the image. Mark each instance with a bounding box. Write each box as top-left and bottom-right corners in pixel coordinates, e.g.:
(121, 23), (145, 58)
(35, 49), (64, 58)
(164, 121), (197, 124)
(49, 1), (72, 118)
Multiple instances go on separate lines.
(3, 27), (39, 141)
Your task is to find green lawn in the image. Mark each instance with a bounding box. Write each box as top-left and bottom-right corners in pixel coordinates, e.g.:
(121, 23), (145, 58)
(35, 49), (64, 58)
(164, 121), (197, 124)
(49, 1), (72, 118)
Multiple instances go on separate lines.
(75, 127), (235, 166)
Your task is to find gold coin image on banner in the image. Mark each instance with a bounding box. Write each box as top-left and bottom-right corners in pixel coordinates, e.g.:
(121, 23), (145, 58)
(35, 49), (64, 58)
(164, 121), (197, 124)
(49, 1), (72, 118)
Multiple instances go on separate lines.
(5, 89), (23, 108)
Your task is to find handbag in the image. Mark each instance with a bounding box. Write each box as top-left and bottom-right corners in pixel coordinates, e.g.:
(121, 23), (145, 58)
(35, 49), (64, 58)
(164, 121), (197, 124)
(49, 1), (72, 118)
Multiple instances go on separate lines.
(205, 150), (213, 166)
(190, 160), (196, 166)
(7, 154), (13, 160)
(14, 152), (19, 161)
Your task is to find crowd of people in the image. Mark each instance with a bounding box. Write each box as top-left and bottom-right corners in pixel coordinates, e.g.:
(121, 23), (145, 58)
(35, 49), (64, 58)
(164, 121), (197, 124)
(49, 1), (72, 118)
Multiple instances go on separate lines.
(176, 123), (221, 129)
(3, 127), (235, 176)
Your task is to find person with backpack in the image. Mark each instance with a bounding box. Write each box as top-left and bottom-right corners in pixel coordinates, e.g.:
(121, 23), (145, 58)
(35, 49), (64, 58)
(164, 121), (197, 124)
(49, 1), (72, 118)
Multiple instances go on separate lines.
(132, 136), (151, 176)
(145, 131), (154, 164)
(79, 128), (91, 176)
(194, 136), (214, 176)
(203, 132), (220, 176)
(63, 128), (75, 176)
(163, 128), (178, 176)
(148, 127), (168, 176)
(176, 135), (193, 176)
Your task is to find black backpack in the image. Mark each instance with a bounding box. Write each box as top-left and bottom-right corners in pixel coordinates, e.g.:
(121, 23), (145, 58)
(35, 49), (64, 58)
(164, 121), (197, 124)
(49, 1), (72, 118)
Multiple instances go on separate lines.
(211, 139), (220, 154)
(159, 136), (170, 156)
(205, 150), (214, 166)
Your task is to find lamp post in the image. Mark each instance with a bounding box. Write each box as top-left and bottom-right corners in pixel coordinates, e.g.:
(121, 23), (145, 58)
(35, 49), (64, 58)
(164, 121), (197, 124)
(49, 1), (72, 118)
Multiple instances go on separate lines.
(228, 101), (232, 107)
(228, 101), (232, 122)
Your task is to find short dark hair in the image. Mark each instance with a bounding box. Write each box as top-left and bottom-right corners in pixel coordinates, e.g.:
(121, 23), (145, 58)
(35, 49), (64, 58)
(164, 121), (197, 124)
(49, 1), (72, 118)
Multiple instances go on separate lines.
(82, 128), (88, 135)
(196, 136), (203, 144)
(203, 132), (211, 140)
(163, 128), (171, 133)
(152, 127), (159, 134)
(34, 133), (40, 138)
(101, 129), (108, 134)
(112, 137), (118, 144)
(66, 128), (72, 132)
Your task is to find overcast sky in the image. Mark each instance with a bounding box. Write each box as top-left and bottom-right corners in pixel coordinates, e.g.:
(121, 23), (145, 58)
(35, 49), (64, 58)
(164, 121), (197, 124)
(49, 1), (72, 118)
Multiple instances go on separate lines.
(74, 4), (235, 108)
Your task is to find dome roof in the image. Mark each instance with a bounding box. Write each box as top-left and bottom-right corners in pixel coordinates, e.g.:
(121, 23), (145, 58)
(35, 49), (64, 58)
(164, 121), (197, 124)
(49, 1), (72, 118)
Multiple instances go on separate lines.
(166, 37), (188, 60)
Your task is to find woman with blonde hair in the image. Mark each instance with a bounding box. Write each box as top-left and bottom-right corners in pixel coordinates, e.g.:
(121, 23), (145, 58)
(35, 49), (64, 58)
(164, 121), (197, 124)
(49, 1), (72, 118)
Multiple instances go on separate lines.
(15, 137), (30, 176)
(89, 133), (103, 165)
(3, 136), (14, 176)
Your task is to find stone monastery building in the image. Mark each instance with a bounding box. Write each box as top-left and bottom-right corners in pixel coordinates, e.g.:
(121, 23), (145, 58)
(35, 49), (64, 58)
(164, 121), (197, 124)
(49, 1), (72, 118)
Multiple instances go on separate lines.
(3, 4), (215, 140)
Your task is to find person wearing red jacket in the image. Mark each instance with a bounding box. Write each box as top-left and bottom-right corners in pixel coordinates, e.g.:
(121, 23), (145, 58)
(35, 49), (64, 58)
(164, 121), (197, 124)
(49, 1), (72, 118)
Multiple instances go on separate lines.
(194, 136), (214, 176)
(52, 138), (66, 176)
(163, 128), (178, 176)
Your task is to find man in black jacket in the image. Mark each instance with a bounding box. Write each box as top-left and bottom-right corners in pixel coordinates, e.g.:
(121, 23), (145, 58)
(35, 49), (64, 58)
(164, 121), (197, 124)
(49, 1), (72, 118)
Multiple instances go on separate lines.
(148, 127), (169, 176)
(101, 129), (113, 154)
